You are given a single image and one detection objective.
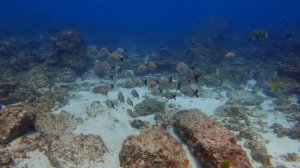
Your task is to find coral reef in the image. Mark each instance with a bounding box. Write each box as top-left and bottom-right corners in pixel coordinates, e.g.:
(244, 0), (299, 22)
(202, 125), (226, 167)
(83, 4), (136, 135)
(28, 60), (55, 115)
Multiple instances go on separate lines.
(0, 40), (16, 59)
(0, 147), (13, 167)
(44, 133), (107, 168)
(119, 128), (189, 168)
(227, 89), (263, 106)
(51, 30), (88, 73)
(35, 110), (83, 137)
(173, 109), (252, 168)
(243, 140), (272, 167)
(23, 65), (52, 89)
(53, 67), (77, 83)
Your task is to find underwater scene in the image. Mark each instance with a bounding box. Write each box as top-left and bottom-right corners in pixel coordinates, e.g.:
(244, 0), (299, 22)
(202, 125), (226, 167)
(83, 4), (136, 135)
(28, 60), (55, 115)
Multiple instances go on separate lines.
(0, 0), (300, 168)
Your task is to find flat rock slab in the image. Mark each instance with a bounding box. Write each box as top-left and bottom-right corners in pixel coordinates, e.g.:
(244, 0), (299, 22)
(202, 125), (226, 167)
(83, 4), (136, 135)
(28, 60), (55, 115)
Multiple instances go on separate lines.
(44, 133), (107, 168)
(119, 128), (189, 168)
(174, 109), (252, 168)
(0, 104), (36, 144)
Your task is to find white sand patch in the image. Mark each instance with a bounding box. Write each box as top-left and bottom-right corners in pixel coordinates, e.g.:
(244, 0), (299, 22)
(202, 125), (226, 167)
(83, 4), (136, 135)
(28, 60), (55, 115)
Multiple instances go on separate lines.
(52, 86), (153, 168)
(173, 91), (227, 116)
(263, 132), (300, 167)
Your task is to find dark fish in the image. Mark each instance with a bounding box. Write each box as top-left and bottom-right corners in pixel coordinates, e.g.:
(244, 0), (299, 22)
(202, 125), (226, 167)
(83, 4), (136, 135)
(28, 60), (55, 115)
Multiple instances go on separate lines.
(143, 79), (148, 86)
(105, 100), (115, 109)
(180, 86), (199, 98)
(111, 65), (122, 72)
(251, 29), (268, 41)
(0, 104), (2, 110)
(131, 89), (139, 99)
(162, 91), (176, 100)
(177, 81), (181, 91)
(297, 98), (300, 105)
(118, 91), (125, 103)
(126, 97), (133, 107)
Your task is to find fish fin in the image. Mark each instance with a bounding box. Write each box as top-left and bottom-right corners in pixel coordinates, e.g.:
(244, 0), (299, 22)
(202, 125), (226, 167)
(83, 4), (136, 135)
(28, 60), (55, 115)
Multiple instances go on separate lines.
(120, 57), (124, 62)
(172, 93), (176, 100)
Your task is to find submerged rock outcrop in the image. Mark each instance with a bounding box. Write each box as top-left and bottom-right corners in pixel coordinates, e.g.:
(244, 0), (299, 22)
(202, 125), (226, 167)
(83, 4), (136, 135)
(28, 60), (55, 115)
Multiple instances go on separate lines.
(0, 104), (37, 144)
(119, 128), (189, 168)
(173, 109), (252, 168)
(51, 30), (88, 73)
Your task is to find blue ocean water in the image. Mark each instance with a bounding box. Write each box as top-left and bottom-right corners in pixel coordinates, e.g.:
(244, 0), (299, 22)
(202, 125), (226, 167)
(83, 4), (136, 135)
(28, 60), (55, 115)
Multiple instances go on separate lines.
(0, 0), (299, 50)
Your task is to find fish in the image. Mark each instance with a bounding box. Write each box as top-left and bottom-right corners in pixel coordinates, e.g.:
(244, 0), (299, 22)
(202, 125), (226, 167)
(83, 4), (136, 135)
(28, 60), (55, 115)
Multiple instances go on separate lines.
(147, 79), (159, 89)
(159, 76), (173, 89)
(0, 104), (2, 110)
(108, 52), (120, 61)
(162, 91), (176, 100)
(105, 99), (115, 109)
(176, 81), (182, 91)
(224, 51), (236, 59)
(118, 91), (125, 103)
(126, 97), (133, 107)
(180, 86), (199, 98)
(251, 29), (268, 41)
(151, 88), (163, 96)
(188, 69), (201, 83)
(134, 78), (144, 87)
(131, 89), (139, 99)
(143, 79), (148, 86)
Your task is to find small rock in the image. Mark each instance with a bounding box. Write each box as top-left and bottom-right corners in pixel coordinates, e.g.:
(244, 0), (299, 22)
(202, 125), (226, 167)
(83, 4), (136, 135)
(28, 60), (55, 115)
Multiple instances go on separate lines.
(131, 99), (165, 117)
(130, 119), (150, 129)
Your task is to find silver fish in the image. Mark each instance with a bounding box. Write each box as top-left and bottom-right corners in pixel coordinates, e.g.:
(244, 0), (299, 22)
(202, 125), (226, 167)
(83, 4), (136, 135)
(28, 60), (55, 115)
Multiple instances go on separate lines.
(147, 79), (159, 89)
(118, 91), (125, 103)
(126, 97), (133, 107)
(151, 88), (163, 96)
(131, 89), (139, 99)
(159, 76), (173, 89)
(180, 86), (199, 98)
(105, 99), (115, 109)
(162, 91), (176, 100)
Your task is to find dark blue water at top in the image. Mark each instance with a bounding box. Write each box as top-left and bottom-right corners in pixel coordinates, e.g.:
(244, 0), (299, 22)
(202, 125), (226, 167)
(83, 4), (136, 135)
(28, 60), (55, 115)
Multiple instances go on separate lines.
(0, 0), (299, 50)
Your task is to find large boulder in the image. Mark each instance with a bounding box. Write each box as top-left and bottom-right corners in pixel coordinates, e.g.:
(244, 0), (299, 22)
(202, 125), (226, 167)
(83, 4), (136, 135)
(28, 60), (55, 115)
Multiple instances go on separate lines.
(119, 128), (189, 168)
(174, 109), (252, 168)
(0, 104), (37, 144)
(51, 30), (88, 73)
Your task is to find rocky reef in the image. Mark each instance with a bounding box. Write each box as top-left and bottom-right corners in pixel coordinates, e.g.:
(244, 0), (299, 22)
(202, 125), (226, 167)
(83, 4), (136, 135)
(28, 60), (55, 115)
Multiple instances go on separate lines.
(51, 30), (88, 73)
(174, 109), (252, 168)
(0, 104), (37, 144)
(119, 128), (189, 168)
